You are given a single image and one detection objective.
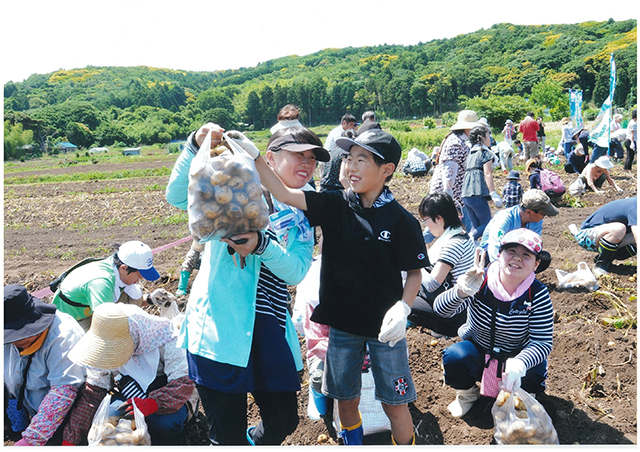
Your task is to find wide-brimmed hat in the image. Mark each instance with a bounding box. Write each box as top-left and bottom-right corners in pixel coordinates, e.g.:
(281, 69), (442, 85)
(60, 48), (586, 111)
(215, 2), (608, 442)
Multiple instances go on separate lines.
(521, 189), (559, 216)
(336, 128), (402, 167)
(68, 303), (135, 370)
(117, 241), (160, 281)
(595, 156), (613, 170)
(478, 117), (490, 128)
(507, 170), (520, 180)
(500, 228), (543, 255)
(4, 285), (57, 344)
(267, 129), (330, 162)
(450, 110), (482, 131)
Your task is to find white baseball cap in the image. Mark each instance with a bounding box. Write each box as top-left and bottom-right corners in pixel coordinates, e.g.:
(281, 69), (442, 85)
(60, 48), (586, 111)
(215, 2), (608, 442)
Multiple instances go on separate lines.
(117, 241), (160, 281)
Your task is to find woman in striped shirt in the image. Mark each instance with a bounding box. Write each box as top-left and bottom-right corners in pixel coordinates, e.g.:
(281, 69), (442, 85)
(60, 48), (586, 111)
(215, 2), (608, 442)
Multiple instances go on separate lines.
(434, 228), (553, 417)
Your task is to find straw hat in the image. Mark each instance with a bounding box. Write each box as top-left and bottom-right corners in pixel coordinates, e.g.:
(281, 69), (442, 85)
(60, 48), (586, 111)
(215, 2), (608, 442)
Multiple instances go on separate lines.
(69, 303), (134, 370)
(450, 110), (482, 131)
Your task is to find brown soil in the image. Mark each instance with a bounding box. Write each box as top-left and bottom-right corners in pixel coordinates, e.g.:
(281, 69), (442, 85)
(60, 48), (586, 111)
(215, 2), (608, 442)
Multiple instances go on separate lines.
(3, 156), (637, 446)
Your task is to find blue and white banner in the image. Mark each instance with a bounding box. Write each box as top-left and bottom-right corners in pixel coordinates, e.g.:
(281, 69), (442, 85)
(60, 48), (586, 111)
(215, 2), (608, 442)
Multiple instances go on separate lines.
(589, 54), (617, 148)
(569, 89), (583, 129)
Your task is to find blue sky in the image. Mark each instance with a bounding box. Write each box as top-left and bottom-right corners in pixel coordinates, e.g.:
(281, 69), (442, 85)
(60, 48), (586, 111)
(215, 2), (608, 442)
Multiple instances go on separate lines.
(1, 0), (636, 85)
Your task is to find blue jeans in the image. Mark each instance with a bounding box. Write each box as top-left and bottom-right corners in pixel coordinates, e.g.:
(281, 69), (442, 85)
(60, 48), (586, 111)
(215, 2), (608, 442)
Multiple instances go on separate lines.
(323, 328), (416, 405)
(590, 144), (608, 163)
(463, 196), (492, 241)
(562, 142), (574, 160)
(146, 404), (189, 442)
(442, 340), (547, 393)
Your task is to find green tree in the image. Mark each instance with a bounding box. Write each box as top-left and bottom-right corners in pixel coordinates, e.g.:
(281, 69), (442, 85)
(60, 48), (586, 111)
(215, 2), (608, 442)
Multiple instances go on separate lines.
(530, 79), (569, 120)
(4, 121), (34, 160)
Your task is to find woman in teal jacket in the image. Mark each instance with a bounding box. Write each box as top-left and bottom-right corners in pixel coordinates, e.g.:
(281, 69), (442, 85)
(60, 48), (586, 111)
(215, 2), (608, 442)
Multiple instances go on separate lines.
(166, 123), (329, 445)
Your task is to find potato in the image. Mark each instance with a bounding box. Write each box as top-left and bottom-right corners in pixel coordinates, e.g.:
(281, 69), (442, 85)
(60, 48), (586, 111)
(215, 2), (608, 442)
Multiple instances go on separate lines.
(103, 439), (117, 446)
(494, 410), (506, 421)
(102, 423), (116, 437)
(514, 396), (526, 411)
(213, 215), (231, 231)
(250, 215), (270, 230)
(198, 183), (215, 200)
(210, 170), (231, 186)
(115, 432), (134, 445)
(202, 202), (223, 219)
(107, 416), (120, 426)
(244, 202), (261, 220)
(233, 191), (249, 206)
(227, 176), (245, 191)
(245, 181), (263, 199)
(210, 145), (229, 158)
(116, 418), (133, 432)
(496, 390), (511, 407)
(234, 218), (250, 234)
(213, 185), (233, 204)
(211, 158), (226, 171)
(239, 166), (254, 183)
(225, 203), (244, 221)
(224, 159), (243, 175)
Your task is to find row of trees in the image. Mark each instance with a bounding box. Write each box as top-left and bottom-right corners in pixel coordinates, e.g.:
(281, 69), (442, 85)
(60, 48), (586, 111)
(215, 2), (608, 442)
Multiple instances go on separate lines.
(4, 19), (637, 160)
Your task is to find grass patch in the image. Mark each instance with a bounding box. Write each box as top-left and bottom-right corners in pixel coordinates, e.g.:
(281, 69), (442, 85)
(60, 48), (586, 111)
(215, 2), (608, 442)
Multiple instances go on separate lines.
(4, 167), (173, 185)
(151, 212), (189, 225)
(5, 246), (27, 258)
(4, 223), (30, 230)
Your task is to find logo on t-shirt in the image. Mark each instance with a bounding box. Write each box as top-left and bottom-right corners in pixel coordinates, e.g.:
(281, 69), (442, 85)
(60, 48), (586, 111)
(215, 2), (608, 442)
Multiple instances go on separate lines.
(378, 230), (391, 242)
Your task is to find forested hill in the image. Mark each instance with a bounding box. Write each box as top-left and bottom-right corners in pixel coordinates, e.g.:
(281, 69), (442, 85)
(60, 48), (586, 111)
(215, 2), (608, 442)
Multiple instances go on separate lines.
(3, 19), (637, 156)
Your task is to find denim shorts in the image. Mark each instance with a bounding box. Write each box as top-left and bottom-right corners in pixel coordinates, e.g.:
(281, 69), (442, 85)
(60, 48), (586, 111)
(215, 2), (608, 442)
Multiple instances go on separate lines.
(322, 328), (416, 405)
(575, 226), (601, 252)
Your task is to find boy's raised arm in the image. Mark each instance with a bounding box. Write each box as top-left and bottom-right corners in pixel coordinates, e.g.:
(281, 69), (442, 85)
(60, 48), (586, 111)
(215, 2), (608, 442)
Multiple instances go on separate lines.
(226, 131), (308, 211)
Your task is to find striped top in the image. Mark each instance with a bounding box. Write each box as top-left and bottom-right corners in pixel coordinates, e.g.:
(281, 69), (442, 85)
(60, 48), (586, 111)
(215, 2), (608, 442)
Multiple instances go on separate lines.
(436, 234), (475, 285)
(255, 228), (290, 331)
(434, 279), (553, 369)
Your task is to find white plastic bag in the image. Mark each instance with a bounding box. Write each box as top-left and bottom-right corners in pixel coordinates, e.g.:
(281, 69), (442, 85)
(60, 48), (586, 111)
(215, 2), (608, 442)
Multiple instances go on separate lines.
(333, 371), (391, 435)
(568, 177), (586, 196)
(555, 262), (598, 291)
(187, 132), (270, 243)
(492, 388), (559, 445)
(88, 393), (151, 446)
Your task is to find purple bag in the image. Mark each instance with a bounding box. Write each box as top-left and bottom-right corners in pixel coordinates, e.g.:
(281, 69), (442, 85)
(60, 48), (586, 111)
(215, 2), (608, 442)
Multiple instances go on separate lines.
(480, 355), (502, 398)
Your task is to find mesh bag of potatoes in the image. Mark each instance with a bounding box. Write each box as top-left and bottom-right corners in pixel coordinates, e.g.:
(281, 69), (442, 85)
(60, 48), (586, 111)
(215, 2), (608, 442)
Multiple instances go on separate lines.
(188, 131), (270, 243)
(491, 388), (559, 445)
(88, 394), (151, 446)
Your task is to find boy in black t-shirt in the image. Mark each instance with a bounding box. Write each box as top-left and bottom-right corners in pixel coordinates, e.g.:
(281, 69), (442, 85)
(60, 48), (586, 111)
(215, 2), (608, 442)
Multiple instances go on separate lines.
(234, 128), (427, 445)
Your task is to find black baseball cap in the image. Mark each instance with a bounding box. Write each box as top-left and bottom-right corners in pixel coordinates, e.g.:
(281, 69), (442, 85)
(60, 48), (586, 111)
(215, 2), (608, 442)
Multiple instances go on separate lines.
(267, 131), (330, 162)
(336, 129), (402, 167)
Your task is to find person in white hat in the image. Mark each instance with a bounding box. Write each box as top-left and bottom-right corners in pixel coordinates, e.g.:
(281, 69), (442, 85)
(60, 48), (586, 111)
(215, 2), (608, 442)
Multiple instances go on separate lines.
(502, 119), (515, 148)
(4, 285), (85, 446)
(51, 240), (161, 331)
(429, 109), (482, 235)
(63, 303), (197, 445)
(576, 155), (622, 194)
(435, 229), (553, 418)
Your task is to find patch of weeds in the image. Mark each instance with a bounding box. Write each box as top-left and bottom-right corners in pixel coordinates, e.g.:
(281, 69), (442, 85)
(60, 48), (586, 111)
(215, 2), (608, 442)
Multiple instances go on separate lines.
(40, 222), (55, 228)
(562, 230), (575, 241)
(94, 187), (124, 194)
(151, 212), (188, 225)
(5, 246), (27, 258)
(562, 193), (586, 208)
(101, 218), (120, 227)
(143, 183), (165, 191)
(60, 250), (77, 260)
(67, 221), (89, 231)
(44, 246), (60, 258)
(4, 189), (16, 198)
(4, 223), (30, 230)
(122, 219), (141, 227)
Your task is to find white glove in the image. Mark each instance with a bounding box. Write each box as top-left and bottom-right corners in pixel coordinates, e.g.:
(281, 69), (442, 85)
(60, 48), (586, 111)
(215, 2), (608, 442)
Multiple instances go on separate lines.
(490, 191), (503, 208)
(225, 131), (260, 159)
(631, 141), (636, 151)
(456, 248), (485, 298)
(616, 186), (623, 193)
(149, 288), (176, 308)
(502, 358), (527, 392)
(378, 300), (411, 347)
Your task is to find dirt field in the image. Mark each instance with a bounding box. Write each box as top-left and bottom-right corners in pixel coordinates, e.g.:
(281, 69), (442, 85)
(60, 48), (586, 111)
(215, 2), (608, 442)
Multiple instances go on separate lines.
(3, 154), (637, 446)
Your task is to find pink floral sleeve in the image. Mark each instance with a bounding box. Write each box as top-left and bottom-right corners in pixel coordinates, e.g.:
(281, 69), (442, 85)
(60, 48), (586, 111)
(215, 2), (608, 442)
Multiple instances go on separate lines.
(21, 385), (78, 446)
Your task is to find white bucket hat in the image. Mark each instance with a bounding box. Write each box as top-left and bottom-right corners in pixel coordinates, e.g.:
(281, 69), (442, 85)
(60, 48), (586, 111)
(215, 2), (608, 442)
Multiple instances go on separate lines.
(595, 156), (613, 170)
(450, 110), (482, 131)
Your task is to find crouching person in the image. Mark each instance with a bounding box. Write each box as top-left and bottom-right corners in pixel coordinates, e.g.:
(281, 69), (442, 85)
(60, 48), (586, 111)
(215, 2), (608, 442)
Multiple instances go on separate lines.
(62, 303), (197, 445)
(4, 285), (85, 446)
(434, 229), (553, 417)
